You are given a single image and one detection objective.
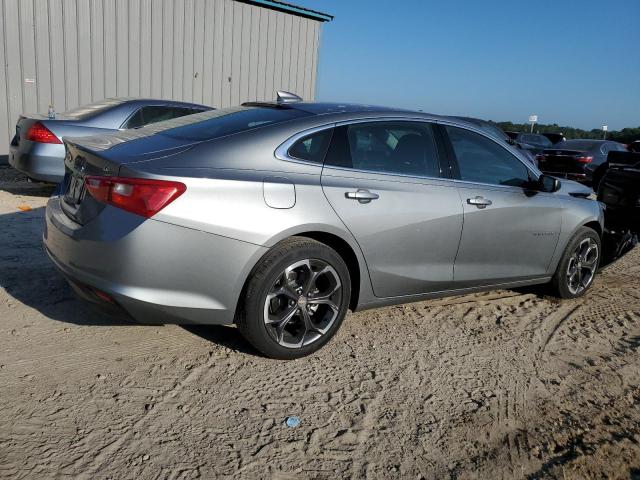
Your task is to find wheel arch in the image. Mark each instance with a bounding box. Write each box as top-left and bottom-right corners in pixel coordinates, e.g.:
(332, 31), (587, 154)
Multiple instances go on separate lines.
(583, 220), (602, 238)
(294, 231), (362, 311)
(233, 227), (370, 324)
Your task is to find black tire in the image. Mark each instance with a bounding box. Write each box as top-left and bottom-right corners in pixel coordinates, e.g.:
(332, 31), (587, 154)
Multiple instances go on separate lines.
(236, 237), (351, 359)
(551, 226), (601, 299)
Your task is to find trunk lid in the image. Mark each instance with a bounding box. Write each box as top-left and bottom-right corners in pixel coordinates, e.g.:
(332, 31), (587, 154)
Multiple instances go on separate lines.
(537, 148), (591, 176)
(59, 131), (198, 225)
(11, 115), (86, 147)
(59, 140), (124, 225)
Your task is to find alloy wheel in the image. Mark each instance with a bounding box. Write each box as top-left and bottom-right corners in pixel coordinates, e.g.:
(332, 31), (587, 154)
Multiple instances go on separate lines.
(263, 259), (342, 348)
(566, 237), (599, 295)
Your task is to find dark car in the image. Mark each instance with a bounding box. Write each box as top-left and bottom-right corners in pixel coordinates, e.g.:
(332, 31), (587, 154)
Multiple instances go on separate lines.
(536, 139), (628, 185)
(628, 140), (640, 153)
(542, 132), (566, 145)
(9, 98), (213, 183)
(597, 159), (640, 261)
(513, 133), (554, 153)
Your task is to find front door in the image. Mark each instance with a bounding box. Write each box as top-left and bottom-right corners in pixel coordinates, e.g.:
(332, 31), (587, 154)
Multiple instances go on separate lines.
(441, 124), (562, 286)
(320, 121), (463, 297)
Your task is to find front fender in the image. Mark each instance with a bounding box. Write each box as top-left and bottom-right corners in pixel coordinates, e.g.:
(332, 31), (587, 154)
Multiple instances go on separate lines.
(546, 197), (604, 274)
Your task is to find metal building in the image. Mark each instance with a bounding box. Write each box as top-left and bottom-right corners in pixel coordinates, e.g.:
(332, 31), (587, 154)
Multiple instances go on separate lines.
(0, 0), (332, 154)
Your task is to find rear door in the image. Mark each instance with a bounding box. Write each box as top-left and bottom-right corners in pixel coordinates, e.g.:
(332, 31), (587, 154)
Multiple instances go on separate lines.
(320, 120), (463, 297)
(441, 124), (562, 287)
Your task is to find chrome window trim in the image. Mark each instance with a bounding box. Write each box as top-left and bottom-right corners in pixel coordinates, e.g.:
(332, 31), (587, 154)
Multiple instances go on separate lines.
(320, 163), (457, 185)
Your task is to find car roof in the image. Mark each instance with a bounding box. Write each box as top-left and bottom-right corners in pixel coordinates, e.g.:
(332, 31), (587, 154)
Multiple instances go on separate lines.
(110, 97), (212, 109)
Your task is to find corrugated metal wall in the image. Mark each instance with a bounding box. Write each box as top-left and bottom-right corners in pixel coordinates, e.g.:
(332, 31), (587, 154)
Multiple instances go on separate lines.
(0, 0), (322, 154)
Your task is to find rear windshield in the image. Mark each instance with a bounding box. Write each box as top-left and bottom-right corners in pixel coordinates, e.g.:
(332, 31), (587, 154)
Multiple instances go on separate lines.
(62, 98), (127, 119)
(557, 140), (601, 151)
(160, 106), (313, 141)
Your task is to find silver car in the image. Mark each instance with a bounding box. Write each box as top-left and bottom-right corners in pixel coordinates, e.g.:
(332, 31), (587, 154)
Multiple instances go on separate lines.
(44, 95), (604, 359)
(9, 98), (212, 183)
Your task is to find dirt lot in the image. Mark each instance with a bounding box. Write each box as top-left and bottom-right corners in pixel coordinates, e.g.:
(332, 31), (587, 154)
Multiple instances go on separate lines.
(1, 165), (639, 480)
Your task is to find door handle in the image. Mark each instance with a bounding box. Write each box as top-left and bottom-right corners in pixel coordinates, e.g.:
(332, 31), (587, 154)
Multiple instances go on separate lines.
(345, 189), (380, 203)
(467, 196), (492, 208)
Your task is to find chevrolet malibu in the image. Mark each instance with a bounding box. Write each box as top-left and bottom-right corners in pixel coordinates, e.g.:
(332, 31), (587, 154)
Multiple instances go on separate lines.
(44, 96), (604, 359)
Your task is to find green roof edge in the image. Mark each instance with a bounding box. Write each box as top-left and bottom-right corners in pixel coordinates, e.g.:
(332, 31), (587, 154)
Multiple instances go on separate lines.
(242, 0), (333, 22)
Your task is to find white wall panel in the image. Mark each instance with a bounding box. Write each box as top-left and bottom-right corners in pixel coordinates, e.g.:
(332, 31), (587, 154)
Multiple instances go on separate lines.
(0, 0), (324, 155)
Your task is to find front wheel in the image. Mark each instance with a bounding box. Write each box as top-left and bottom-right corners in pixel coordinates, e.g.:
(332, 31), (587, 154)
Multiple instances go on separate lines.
(551, 226), (601, 299)
(236, 237), (351, 359)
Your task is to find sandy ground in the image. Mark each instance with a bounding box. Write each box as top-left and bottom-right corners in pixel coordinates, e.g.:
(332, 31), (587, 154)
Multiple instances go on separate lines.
(1, 165), (640, 480)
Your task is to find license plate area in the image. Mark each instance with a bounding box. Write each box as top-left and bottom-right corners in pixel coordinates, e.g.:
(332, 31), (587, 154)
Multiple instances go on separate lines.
(63, 174), (86, 205)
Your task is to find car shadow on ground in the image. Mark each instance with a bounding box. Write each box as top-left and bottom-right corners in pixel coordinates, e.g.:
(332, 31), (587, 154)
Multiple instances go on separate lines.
(0, 199), (257, 353)
(0, 205), (128, 327)
(181, 325), (260, 356)
(0, 166), (57, 197)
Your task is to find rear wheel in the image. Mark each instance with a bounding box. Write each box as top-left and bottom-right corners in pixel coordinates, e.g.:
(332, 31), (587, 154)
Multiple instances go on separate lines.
(551, 227), (600, 299)
(236, 237), (351, 359)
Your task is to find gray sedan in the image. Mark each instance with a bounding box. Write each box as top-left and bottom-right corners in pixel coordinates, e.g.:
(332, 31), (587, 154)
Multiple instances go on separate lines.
(44, 95), (604, 358)
(9, 98), (213, 182)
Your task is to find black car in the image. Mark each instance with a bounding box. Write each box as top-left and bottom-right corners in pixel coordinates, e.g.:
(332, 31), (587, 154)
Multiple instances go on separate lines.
(542, 132), (566, 145)
(512, 133), (553, 153)
(628, 140), (640, 153)
(597, 157), (640, 261)
(537, 139), (627, 185)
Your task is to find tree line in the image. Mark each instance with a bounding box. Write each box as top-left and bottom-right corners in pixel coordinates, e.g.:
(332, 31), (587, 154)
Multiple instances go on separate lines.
(490, 121), (640, 144)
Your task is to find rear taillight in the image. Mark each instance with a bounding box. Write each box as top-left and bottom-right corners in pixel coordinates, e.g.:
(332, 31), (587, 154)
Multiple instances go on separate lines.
(576, 156), (593, 164)
(84, 176), (186, 218)
(26, 122), (62, 144)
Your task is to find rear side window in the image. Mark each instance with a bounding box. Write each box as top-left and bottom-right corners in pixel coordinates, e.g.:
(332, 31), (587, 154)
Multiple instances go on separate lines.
(287, 129), (333, 163)
(324, 121), (440, 178)
(124, 106), (198, 129)
(446, 126), (531, 187)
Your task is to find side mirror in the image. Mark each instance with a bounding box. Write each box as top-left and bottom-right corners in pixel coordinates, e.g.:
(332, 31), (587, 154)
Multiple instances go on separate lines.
(539, 174), (561, 193)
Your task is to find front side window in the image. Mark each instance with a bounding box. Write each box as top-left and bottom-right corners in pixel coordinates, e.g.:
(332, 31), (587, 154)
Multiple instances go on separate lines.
(445, 126), (531, 187)
(287, 129), (333, 163)
(325, 121), (440, 178)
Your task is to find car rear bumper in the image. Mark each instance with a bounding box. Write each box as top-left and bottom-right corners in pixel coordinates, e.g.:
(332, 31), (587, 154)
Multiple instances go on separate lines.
(9, 142), (66, 183)
(43, 195), (268, 325)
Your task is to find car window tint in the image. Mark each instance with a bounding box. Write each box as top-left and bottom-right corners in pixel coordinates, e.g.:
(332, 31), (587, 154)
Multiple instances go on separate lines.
(446, 126), (531, 187)
(600, 143), (613, 154)
(288, 129), (333, 163)
(124, 109), (144, 129)
(325, 121), (440, 177)
(539, 136), (552, 146)
(162, 106), (312, 141)
(141, 106), (185, 125)
(125, 106), (204, 129)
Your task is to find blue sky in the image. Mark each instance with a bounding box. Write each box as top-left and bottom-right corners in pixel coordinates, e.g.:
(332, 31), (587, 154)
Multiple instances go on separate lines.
(302, 0), (639, 130)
